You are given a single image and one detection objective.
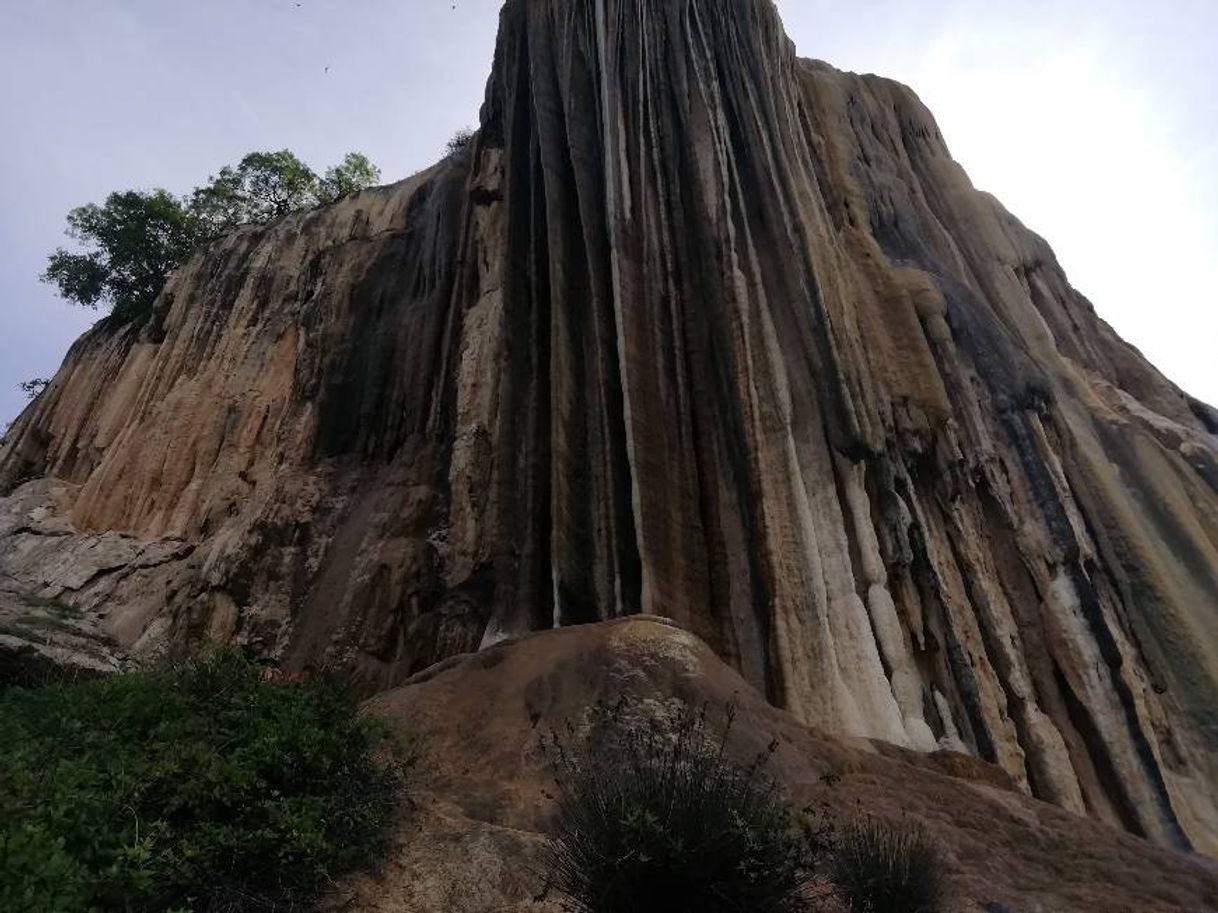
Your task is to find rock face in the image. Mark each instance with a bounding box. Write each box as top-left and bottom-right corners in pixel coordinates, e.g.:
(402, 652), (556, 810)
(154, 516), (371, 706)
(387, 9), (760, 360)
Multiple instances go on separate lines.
(2, 0), (1217, 855)
(331, 617), (1218, 913)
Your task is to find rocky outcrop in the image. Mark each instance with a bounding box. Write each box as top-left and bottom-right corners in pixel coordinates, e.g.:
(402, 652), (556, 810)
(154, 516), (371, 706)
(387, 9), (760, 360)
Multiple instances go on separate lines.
(329, 617), (1218, 913)
(0, 479), (181, 681)
(3, 0), (1217, 854)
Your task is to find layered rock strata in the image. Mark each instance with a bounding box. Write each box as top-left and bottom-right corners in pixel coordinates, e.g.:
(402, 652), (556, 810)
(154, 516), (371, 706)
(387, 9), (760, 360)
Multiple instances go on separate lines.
(3, 0), (1217, 853)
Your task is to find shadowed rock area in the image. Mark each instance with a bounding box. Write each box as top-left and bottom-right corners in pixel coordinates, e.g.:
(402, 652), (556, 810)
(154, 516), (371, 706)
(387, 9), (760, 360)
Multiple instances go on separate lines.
(2, 0), (1217, 856)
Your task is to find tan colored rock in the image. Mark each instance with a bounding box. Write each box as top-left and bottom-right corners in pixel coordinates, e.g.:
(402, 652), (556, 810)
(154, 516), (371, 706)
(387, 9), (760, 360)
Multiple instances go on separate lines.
(2, 0), (1217, 855)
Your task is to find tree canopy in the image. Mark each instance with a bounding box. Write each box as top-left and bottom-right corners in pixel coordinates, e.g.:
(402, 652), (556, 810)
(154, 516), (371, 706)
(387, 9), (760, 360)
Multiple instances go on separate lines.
(319, 152), (381, 204)
(43, 149), (380, 322)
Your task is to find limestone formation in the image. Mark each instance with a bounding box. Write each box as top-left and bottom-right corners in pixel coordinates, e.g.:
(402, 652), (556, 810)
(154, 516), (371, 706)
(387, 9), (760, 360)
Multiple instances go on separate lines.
(3, 0), (1217, 855)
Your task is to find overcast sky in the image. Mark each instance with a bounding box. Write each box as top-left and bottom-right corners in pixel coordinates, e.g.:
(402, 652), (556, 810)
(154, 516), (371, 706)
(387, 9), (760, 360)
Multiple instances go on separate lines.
(2, 0), (1214, 428)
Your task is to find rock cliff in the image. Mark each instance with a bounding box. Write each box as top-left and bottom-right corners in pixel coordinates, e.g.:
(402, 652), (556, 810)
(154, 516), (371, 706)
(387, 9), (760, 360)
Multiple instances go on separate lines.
(3, 0), (1217, 855)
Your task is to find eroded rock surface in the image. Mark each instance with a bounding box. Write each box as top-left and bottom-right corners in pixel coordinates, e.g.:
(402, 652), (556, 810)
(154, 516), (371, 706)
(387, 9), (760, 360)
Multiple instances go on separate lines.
(2, 0), (1217, 853)
(0, 479), (184, 680)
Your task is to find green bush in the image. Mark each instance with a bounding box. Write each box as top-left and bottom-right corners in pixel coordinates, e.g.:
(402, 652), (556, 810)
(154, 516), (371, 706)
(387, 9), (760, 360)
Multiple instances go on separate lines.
(544, 701), (822, 913)
(0, 651), (405, 912)
(829, 818), (948, 913)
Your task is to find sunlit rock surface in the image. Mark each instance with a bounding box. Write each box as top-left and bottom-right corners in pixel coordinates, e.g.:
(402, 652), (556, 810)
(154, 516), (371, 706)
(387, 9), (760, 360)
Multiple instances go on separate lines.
(3, 0), (1217, 854)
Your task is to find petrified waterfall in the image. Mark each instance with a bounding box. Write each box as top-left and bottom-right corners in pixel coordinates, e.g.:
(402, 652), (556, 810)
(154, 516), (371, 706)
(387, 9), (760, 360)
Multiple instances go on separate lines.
(3, 0), (1217, 854)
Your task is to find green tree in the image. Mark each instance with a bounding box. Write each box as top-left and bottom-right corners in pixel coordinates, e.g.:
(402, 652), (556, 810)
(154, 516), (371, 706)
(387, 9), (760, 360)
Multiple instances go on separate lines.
(318, 151), (381, 203)
(189, 149), (322, 234)
(43, 150), (380, 323)
(41, 190), (200, 320)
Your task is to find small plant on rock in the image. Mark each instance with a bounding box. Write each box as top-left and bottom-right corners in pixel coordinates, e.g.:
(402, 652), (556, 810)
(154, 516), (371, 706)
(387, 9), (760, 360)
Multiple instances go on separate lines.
(829, 818), (948, 913)
(544, 699), (825, 913)
(18, 378), (49, 399)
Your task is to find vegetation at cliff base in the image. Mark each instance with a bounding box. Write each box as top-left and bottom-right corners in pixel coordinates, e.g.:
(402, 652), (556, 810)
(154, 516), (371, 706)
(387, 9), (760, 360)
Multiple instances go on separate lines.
(545, 700), (824, 913)
(0, 650), (404, 912)
(42, 150), (380, 323)
(829, 818), (948, 913)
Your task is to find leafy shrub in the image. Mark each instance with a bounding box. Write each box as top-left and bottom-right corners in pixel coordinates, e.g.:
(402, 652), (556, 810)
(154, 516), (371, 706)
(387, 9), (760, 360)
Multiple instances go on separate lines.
(829, 818), (948, 913)
(545, 700), (822, 913)
(0, 650), (405, 912)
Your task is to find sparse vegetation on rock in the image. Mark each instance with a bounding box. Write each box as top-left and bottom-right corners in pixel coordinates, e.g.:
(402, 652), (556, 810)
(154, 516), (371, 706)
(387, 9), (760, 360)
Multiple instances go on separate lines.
(0, 650), (405, 912)
(445, 128), (475, 158)
(17, 378), (49, 400)
(544, 700), (823, 913)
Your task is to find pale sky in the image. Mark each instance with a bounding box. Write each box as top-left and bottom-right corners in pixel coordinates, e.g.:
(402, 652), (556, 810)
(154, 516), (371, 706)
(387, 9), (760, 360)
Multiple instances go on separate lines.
(1, 0), (1214, 428)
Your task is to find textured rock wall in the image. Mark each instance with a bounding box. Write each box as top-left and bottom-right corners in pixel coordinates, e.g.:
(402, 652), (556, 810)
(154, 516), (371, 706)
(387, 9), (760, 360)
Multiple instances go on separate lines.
(2, 0), (1217, 853)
